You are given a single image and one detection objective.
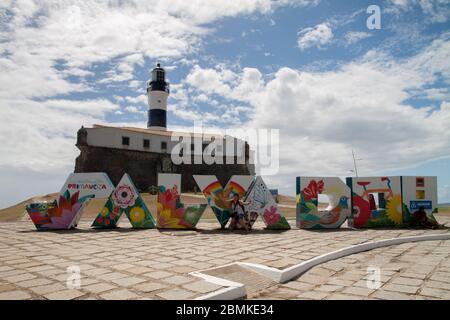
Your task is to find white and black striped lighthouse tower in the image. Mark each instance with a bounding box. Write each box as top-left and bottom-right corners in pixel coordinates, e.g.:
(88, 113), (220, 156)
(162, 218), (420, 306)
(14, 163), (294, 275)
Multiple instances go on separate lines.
(147, 64), (169, 130)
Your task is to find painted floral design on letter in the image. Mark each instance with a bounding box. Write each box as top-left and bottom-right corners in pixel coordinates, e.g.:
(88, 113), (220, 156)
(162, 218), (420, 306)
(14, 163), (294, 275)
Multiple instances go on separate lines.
(92, 173), (155, 229)
(26, 190), (94, 230)
(111, 184), (136, 208)
(302, 179), (324, 202)
(157, 185), (186, 228)
(47, 191), (84, 229)
(263, 206), (281, 225)
(157, 175), (207, 229)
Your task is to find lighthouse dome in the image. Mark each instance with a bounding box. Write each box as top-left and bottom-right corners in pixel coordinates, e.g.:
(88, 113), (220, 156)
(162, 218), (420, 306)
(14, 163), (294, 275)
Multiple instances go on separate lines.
(147, 63), (169, 93)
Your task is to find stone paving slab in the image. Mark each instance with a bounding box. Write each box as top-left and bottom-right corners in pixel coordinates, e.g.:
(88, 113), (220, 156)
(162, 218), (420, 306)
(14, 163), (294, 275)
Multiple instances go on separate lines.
(0, 216), (449, 300)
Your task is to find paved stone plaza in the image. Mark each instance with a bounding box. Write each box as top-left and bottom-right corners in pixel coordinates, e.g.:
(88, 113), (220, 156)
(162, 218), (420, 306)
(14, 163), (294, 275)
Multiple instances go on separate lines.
(257, 238), (450, 300)
(0, 217), (449, 300)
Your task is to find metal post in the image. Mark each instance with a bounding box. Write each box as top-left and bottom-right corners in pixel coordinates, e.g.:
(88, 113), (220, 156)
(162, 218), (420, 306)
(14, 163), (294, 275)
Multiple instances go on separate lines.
(352, 149), (359, 177)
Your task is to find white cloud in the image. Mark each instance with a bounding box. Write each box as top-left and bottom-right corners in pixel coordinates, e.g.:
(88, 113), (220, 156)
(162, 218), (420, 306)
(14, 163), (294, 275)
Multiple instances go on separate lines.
(124, 105), (146, 114)
(128, 80), (143, 89)
(124, 95), (148, 105)
(183, 34), (450, 196)
(386, 0), (450, 23)
(344, 31), (372, 45)
(422, 88), (450, 100)
(0, 98), (120, 171)
(1, 0), (449, 207)
(297, 22), (333, 50)
(0, 0), (317, 100)
(184, 66), (264, 101)
(43, 99), (119, 117)
(99, 53), (145, 84)
(193, 93), (211, 103)
(419, 0), (450, 23)
(0, 0), (322, 208)
(185, 65), (233, 96)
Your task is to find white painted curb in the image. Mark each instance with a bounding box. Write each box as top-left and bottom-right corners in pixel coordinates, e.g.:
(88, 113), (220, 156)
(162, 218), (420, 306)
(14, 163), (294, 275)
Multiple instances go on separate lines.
(195, 286), (245, 300)
(192, 233), (450, 299)
(242, 233), (450, 283)
(238, 262), (283, 282)
(190, 270), (246, 300)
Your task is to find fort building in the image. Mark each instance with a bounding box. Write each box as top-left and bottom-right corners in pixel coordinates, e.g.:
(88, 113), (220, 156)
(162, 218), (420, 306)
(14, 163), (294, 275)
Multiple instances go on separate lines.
(75, 64), (254, 191)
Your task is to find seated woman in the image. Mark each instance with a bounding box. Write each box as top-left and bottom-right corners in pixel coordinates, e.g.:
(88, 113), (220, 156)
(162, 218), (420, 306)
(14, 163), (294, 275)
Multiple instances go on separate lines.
(229, 193), (252, 231)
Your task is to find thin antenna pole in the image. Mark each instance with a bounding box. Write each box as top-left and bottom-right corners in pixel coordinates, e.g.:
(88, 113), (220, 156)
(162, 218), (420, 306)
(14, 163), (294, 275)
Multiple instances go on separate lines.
(352, 149), (359, 177)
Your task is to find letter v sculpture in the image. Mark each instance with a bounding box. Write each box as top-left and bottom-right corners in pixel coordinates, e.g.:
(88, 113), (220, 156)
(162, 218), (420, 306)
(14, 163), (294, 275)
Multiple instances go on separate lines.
(92, 173), (155, 229)
(245, 176), (290, 230)
(193, 175), (254, 229)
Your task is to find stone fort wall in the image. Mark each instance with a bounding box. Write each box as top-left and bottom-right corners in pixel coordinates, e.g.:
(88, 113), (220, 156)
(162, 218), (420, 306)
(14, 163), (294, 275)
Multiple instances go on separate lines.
(75, 130), (254, 192)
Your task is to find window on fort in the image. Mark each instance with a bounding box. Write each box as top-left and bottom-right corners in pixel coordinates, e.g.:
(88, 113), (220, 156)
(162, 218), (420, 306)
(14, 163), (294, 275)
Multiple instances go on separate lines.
(122, 136), (130, 146)
(143, 139), (150, 149)
(161, 141), (167, 151)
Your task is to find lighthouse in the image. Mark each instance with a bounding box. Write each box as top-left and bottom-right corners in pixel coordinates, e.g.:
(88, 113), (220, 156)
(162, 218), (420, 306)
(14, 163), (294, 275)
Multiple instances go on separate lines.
(147, 64), (169, 130)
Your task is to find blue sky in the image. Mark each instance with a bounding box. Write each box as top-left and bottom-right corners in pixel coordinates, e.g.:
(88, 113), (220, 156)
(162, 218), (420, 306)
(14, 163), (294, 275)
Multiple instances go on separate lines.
(0, 0), (449, 208)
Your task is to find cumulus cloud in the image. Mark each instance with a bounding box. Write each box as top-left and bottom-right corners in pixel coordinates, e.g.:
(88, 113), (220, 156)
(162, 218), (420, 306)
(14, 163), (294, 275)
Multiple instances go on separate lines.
(0, 0), (320, 207)
(386, 0), (450, 23)
(183, 33), (450, 195)
(1, 0), (449, 207)
(185, 66), (264, 101)
(297, 22), (333, 50)
(185, 65), (233, 96)
(344, 31), (372, 45)
(124, 95), (148, 105)
(0, 0), (317, 100)
(124, 106), (144, 114)
(0, 98), (120, 172)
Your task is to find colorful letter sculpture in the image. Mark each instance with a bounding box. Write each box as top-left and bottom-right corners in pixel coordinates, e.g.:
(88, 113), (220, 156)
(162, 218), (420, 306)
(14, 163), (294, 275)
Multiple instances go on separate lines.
(401, 176), (439, 225)
(244, 176), (290, 229)
(92, 174), (155, 229)
(297, 175), (439, 229)
(26, 172), (439, 232)
(296, 177), (351, 229)
(26, 173), (114, 230)
(347, 176), (403, 228)
(157, 173), (207, 229)
(193, 175), (254, 228)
